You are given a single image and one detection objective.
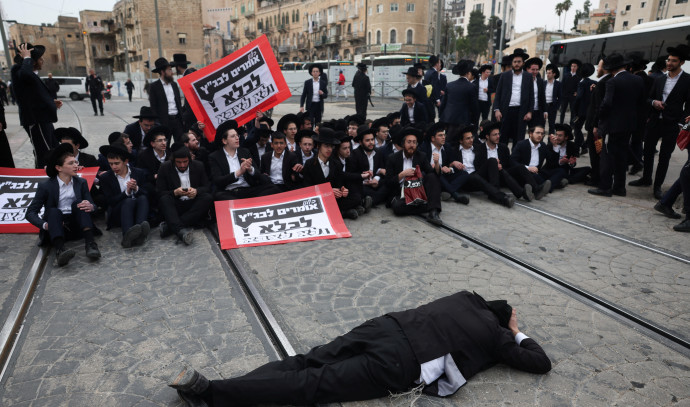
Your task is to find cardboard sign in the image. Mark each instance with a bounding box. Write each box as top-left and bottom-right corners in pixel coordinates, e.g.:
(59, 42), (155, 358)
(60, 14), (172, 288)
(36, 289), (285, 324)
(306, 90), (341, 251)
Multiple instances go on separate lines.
(0, 167), (99, 233)
(178, 35), (291, 142)
(215, 184), (351, 249)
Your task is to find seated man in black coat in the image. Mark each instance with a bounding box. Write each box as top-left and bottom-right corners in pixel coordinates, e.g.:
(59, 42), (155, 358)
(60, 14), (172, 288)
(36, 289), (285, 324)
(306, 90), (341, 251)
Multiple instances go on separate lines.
(260, 132), (300, 192)
(99, 143), (151, 247)
(509, 126), (558, 197)
(138, 125), (172, 185)
(385, 127), (443, 225)
(208, 120), (281, 201)
(156, 146), (213, 245)
(301, 128), (363, 220)
(181, 130), (210, 176)
(349, 125), (389, 206)
(124, 106), (158, 150)
(169, 291), (551, 406)
(26, 144), (101, 266)
(545, 124), (591, 186)
(55, 127), (99, 168)
(399, 88), (428, 127)
(333, 131), (371, 214)
(419, 122), (470, 204)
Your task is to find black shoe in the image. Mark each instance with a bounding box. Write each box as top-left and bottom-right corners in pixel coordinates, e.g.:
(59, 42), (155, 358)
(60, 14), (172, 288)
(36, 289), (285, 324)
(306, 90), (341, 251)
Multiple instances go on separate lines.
(362, 196), (373, 213)
(426, 209), (442, 226)
(355, 205), (365, 216)
(169, 365), (210, 395)
(133, 221), (150, 246)
(55, 247), (75, 267)
(121, 224), (142, 248)
(523, 184), (534, 202)
(178, 229), (194, 245)
(653, 188), (663, 200)
(440, 191), (452, 201)
(673, 219), (690, 232)
(628, 178), (652, 187)
(501, 195), (515, 208)
(612, 188), (626, 197)
(85, 241), (101, 259)
(654, 202), (682, 219)
(584, 179), (599, 187)
(344, 209), (359, 220)
(559, 178), (569, 188)
(535, 180), (551, 200)
(580, 146), (588, 156)
(629, 164), (643, 175)
(451, 192), (470, 204)
(160, 221), (173, 238)
(588, 188), (612, 197)
(94, 113), (98, 116)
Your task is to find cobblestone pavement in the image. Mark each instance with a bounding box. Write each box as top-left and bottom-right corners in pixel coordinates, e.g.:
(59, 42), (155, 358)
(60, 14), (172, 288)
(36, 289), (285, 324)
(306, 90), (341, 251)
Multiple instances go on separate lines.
(235, 208), (690, 407)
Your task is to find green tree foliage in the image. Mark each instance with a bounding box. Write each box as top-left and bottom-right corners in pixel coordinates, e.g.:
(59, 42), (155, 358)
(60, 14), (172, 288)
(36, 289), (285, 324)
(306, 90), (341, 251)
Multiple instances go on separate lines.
(596, 16), (614, 34)
(456, 10), (489, 59)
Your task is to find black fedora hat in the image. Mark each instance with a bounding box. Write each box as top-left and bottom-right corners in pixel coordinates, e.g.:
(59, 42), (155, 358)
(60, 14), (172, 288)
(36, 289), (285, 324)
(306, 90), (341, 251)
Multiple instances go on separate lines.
(99, 143), (132, 161)
(403, 66), (422, 78)
(479, 121), (501, 139)
(54, 127), (89, 149)
(143, 125), (172, 145)
(626, 52), (650, 71)
(254, 126), (273, 139)
(545, 63), (560, 79)
(425, 121), (447, 140)
(45, 143), (76, 178)
(567, 58), (583, 67)
(258, 115), (275, 128)
(524, 57), (543, 70)
(277, 114), (299, 132)
(500, 55), (512, 66)
(401, 88), (418, 98)
(336, 130), (352, 144)
(578, 62), (595, 78)
(295, 129), (317, 144)
(152, 57), (172, 73)
(16, 43), (45, 61)
(108, 131), (126, 144)
(355, 124), (374, 142)
(214, 119), (239, 146)
(510, 48), (529, 61)
(602, 53), (631, 71)
(452, 60), (473, 76)
(400, 127), (423, 143)
(553, 123), (573, 139)
(172, 53), (191, 67)
(313, 127), (341, 146)
(133, 106), (159, 120)
(356, 62), (368, 70)
(307, 63), (323, 74)
(667, 44), (690, 61)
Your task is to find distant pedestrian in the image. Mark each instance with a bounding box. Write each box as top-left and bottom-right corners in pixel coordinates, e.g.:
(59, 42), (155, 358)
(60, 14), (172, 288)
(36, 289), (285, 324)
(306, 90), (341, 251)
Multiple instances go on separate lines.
(45, 72), (60, 99)
(352, 63), (371, 118)
(143, 80), (150, 95)
(125, 78), (135, 102)
(86, 68), (105, 116)
(0, 79), (8, 105)
(299, 64), (328, 125)
(335, 70), (347, 101)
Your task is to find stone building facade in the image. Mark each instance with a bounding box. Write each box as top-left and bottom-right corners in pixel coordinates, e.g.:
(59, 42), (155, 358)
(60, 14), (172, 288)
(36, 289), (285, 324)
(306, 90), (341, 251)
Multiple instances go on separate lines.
(614, 0), (689, 31)
(80, 10), (118, 77)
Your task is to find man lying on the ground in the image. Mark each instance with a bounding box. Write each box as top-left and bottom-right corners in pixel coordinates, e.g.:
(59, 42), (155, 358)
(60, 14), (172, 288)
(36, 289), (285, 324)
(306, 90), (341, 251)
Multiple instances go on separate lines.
(169, 290), (551, 406)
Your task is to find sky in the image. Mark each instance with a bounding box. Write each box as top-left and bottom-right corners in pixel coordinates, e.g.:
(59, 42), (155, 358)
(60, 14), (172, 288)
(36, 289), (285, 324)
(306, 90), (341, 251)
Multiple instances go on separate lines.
(3, 0), (588, 35)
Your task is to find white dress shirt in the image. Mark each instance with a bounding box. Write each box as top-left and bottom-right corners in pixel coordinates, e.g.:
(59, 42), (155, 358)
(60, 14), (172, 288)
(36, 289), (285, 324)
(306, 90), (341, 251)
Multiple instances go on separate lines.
(486, 144), (499, 160)
(287, 140), (297, 152)
(509, 71), (523, 107)
(545, 80), (555, 104)
(408, 105), (416, 124)
(533, 79), (539, 110)
(224, 149), (252, 190)
(430, 144), (444, 167)
(301, 151), (313, 165)
(553, 143), (567, 159)
(57, 177), (76, 214)
(478, 77), (489, 101)
(257, 143), (266, 160)
(177, 167), (191, 200)
(364, 150), (381, 182)
(319, 157), (330, 178)
(528, 142), (540, 168)
(116, 168), (137, 197)
(270, 152), (285, 185)
(460, 147), (475, 174)
(160, 78), (178, 115)
(662, 72), (681, 103)
(312, 78), (321, 102)
(154, 149), (167, 163)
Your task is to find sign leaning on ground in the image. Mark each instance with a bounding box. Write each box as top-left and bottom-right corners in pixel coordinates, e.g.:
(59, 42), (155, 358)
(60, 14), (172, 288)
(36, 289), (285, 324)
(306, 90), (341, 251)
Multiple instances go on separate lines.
(0, 167), (99, 233)
(214, 184), (351, 249)
(178, 35), (292, 142)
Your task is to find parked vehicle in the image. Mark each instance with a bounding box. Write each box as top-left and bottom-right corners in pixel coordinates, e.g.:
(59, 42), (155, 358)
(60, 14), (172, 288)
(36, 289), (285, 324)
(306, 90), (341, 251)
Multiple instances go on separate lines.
(40, 76), (88, 101)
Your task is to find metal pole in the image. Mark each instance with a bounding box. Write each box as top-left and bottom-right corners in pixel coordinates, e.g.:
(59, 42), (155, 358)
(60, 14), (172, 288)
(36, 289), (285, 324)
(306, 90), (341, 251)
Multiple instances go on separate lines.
(496, 0), (508, 64)
(121, 13), (131, 78)
(434, 0), (442, 55)
(154, 0), (163, 57)
(489, 0), (496, 60)
(0, 9), (12, 70)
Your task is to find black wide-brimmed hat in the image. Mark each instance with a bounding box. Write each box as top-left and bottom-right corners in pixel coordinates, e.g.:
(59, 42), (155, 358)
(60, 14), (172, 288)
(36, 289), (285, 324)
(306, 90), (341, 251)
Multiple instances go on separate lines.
(356, 62), (368, 70)
(99, 143), (132, 161)
(355, 124), (374, 142)
(344, 114), (365, 126)
(277, 114), (299, 132)
(54, 127), (89, 149)
(545, 64), (560, 79)
(172, 53), (191, 67)
(214, 120), (239, 146)
(312, 127), (341, 146)
(626, 52), (650, 71)
(152, 57), (172, 73)
(510, 48), (529, 61)
(400, 127), (423, 143)
(295, 129), (317, 144)
(108, 131), (126, 144)
(401, 88), (418, 98)
(472, 291), (512, 329)
(16, 43), (45, 61)
(425, 121), (447, 140)
(254, 126), (273, 139)
(403, 66), (422, 78)
(578, 62), (595, 78)
(554, 123), (573, 139)
(45, 143), (76, 178)
(479, 121), (501, 139)
(524, 57), (543, 70)
(307, 63), (323, 74)
(429, 55), (440, 66)
(371, 117), (390, 131)
(258, 115), (275, 128)
(337, 131), (352, 144)
(602, 53), (631, 71)
(500, 55), (512, 66)
(143, 125), (172, 145)
(133, 106), (159, 120)
(452, 60), (473, 76)
(567, 58), (583, 67)
(667, 44), (690, 61)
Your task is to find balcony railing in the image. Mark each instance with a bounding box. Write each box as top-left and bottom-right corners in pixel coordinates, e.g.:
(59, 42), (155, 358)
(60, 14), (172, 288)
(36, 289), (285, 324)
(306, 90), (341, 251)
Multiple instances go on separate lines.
(244, 29), (257, 39)
(337, 10), (348, 21)
(278, 45), (290, 53)
(348, 9), (359, 18)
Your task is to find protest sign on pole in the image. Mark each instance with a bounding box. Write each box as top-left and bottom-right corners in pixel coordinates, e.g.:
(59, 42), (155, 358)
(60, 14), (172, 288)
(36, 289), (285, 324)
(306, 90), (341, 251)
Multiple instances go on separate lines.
(177, 35), (291, 142)
(0, 167), (99, 233)
(214, 184), (351, 250)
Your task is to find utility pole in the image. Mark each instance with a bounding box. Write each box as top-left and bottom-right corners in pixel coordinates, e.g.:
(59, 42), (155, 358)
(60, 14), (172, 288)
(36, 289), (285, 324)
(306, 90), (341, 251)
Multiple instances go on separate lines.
(154, 0), (163, 57)
(489, 0), (496, 60)
(496, 0), (508, 65)
(434, 0), (443, 55)
(0, 9), (12, 70)
(121, 13), (131, 78)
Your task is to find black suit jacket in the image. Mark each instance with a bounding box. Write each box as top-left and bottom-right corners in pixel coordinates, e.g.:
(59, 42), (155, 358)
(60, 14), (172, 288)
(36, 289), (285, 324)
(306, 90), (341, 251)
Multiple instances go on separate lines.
(493, 71), (535, 118)
(149, 79), (183, 126)
(388, 291), (551, 397)
(544, 141), (579, 170)
(384, 149), (433, 193)
(573, 78), (595, 120)
(156, 160), (210, 199)
(299, 77), (329, 112)
(424, 68), (444, 103)
(301, 156), (346, 188)
(99, 167), (149, 227)
(13, 58), (57, 126)
(248, 142), (273, 168)
(400, 102), (428, 126)
(561, 69), (580, 98)
(585, 75), (612, 132)
(546, 79), (562, 111)
(352, 70), (371, 97)
(533, 77), (547, 112)
(647, 71), (690, 123)
(474, 142), (512, 170)
(511, 139), (547, 170)
(260, 150), (299, 188)
(349, 146), (386, 176)
(77, 152), (99, 168)
(208, 147), (262, 190)
(599, 70), (645, 135)
(440, 78), (479, 126)
(137, 147), (171, 184)
(123, 121), (148, 150)
(419, 141), (454, 170)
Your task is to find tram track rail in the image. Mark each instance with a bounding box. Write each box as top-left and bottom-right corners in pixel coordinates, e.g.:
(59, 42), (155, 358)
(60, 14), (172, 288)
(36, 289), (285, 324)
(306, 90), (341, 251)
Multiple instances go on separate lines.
(417, 216), (690, 354)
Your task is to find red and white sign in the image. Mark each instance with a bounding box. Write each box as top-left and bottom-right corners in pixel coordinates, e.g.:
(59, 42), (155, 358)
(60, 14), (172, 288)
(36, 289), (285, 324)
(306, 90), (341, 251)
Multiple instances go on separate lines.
(178, 35), (292, 142)
(214, 184), (351, 250)
(0, 167), (99, 233)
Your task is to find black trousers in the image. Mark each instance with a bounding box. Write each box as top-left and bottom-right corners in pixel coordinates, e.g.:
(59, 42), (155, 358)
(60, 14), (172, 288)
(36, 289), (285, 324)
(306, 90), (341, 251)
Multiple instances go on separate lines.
(660, 159), (690, 219)
(528, 110), (546, 129)
(362, 184), (389, 206)
(546, 103), (558, 135)
(108, 195), (149, 235)
(571, 118), (585, 149)
(461, 163), (506, 203)
(599, 132), (630, 191)
(166, 115), (186, 145)
(478, 100), (491, 122)
(559, 96), (575, 123)
(565, 165), (591, 184)
(24, 122), (58, 169)
(207, 316), (420, 406)
(499, 106), (527, 149)
(586, 130), (601, 185)
(354, 93), (368, 118)
(90, 93), (103, 114)
(506, 165), (540, 190)
(391, 172), (442, 215)
(0, 130), (15, 168)
(158, 193), (213, 233)
(439, 169), (470, 194)
(44, 202), (94, 242)
(642, 119), (678, 189)
(309, 101), (324, 125)
(127, 90), (133, 102)
(213, 184), (281, 201)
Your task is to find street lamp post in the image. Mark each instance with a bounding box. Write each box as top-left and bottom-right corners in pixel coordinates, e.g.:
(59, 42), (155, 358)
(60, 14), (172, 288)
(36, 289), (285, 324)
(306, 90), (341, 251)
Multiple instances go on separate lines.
(120, 13), (131, 78)
(0, 12), (18, 70)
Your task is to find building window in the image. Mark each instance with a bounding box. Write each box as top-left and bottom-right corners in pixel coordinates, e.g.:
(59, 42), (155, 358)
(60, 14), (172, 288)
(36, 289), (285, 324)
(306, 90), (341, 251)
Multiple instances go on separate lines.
(640, 1), (646, 7)
(474, 3), (483, 11)
(377, 4), (383, 13)
(406, 28), (413, 44)
(676, 0), (688, 3)
(391, 3), (399, 11)
(105, 44), (110, 51)
(407, 3), (415, 11)
(637, 18), (644, 23)
(604, 2), (609, 7)
(241, 5), (245, 13)
(376, 30), (381, 44)
(368, 7), (372, 15)
(497, 3), (501, 13)
(368, 31), (372, 44)
(178, 33), (187, 44)
(625, 4), (631, 10)
(623, 20), (629, 27)
(390, 29), (397, 43)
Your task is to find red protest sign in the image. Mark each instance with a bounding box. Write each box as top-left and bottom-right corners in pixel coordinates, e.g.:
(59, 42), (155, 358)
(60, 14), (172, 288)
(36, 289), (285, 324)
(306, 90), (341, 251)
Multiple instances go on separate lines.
(0, 167), (99, 233)
(178, 35), (291, 142)
(214, 183), (351, 250)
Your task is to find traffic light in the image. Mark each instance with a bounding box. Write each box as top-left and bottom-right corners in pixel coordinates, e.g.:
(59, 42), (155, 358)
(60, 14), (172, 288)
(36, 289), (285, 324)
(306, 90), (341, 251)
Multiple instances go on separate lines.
(145, 61), (150, 69)
(493, 19), (503, 50)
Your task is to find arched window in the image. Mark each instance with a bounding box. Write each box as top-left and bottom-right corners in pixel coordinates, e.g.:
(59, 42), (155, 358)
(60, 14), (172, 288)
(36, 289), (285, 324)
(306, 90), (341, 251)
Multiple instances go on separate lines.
(390, 29), (397, 43)
(376, 30), (381, 44)
(406, 29), (413, 44)
(368, 31), (372, 44)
